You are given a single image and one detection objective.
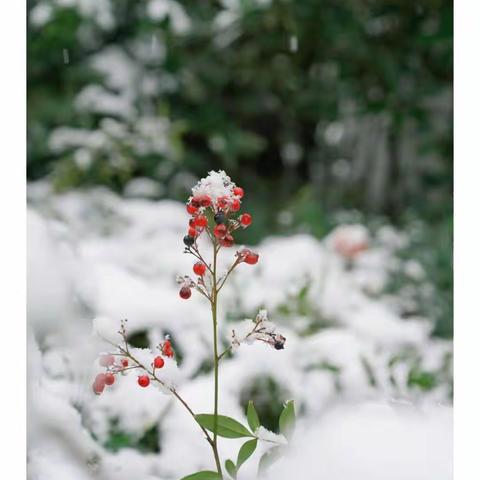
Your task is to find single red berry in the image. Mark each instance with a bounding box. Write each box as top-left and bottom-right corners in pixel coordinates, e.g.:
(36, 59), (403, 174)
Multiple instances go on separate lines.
(233, 187), (244, 198)
(191, 197), (201, 208)
(194, 215), (208, 228)
(217, 196), (229, 209)
(193, 261), (207, 276)
(92, 380), (105, 395)
(245, 252), (259, 265)
(93, 373), (106, 395)
(153, 356), (165, 369)
(188, 227), (198, 238)
(138, 375), (150, 388)
(221, 234), (234, 247)
(199, 195), (212, 207)
(230, 199), (241, 212)
(179, 286), (192, 299)
(186, 204), (198, 215)
(121, 359), (129, 367)
(214, 224), (227, 238)
(163, 340), (174, 358)
(99, 355), (115, 367)
(105, 373), (115, 386)
(240, 213), (252, 226)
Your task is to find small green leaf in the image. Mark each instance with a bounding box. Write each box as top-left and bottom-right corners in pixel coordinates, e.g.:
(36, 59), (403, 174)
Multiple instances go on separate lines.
(237, 438), (257, 470)
(225, 459), (236, 479)
(195, 414), (253, 439)
(258, 446), (283, 474)
(246, 401), (260, 432)
(278, 400), (296, 440)
(180, 471), (222, 480)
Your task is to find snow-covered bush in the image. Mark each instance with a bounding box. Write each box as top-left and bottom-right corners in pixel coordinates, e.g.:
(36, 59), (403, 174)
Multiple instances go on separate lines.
(27, 176), (452, 480)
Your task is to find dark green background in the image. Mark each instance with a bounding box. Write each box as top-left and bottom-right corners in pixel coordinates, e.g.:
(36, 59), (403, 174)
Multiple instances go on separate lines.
(27, 0), (452, 336)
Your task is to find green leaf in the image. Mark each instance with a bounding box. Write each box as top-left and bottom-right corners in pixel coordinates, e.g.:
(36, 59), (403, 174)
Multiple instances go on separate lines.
(195, 414), (253, 439)
(278, 400), (296, 440)
(180, 471), (222, 480)
(236, 438), (257, 470)
(246, 401), (260, 432)
(225, 459), (236, 479)
(258, 446), (283, 475)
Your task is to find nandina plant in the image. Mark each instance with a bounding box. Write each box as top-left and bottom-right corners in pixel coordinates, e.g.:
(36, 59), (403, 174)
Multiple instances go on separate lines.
(93, 171), (295, 479)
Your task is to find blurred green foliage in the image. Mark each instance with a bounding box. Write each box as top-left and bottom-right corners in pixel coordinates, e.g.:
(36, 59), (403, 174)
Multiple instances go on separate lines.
(27, 0), (452, 336)
(103, 419), (160, 453)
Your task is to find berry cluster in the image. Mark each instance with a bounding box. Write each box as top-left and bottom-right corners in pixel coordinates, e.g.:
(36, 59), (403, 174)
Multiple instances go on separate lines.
(180, 171), (258, 300)
(92, 335), (175, 395)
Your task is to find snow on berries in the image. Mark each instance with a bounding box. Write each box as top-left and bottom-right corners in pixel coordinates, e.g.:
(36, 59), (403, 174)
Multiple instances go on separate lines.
(237, 248), (259, 265)
(180, 171), (261, 301)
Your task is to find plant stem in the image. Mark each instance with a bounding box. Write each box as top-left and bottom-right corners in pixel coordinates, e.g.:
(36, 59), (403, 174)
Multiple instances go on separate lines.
(211, 242), (223, 477)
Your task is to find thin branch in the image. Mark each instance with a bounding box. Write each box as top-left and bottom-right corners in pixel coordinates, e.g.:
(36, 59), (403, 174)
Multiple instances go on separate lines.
(98, 333), (214, 445)
(217, 258), (241, 293)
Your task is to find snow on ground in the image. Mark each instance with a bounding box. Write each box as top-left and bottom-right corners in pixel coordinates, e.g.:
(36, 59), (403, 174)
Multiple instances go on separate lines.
(27, 182), (452, 479)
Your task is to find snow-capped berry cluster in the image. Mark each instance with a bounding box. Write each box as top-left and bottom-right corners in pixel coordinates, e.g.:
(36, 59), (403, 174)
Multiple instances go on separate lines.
(179, 171), (259, 300)
(92, 320), (175, 395)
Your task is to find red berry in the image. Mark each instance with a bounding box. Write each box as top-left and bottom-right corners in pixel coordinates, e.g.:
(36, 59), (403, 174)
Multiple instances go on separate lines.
(92, 381), (105, 395)
(163, 340), (174, 358)
(193, 261), (207, 276)
(221, 234), (234, 247)
(99, 355), (115, 367)
(194, 215), (208, 228)
(93, 373), (106, 395)
(153, 356), (165, 369)
(179, 286), (192, 299)
(245, 252), (259, 265)
(199, 195), (212, 207)
(214, 224), (227, 238)
(191, 197), (201, 208)
(186, 204), (198, 215)
(121, 359), (129, 367)
(233, 187), (244, 198)
(138, 375), (150, 388)
(188, 227), (198, 237)
(230, 199), (241, 212)
(240, 213), (252, 226)
(217, 196), (229, 209)
(105, 373), (115, 385)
